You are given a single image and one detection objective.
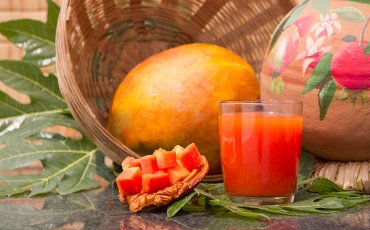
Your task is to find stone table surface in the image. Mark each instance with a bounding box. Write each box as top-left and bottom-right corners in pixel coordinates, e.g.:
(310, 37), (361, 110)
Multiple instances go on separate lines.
(0, 186), (369, 230)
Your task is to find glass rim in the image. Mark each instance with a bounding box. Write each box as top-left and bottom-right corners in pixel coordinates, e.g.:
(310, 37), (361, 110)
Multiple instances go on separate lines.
(219, 99), (302, 105)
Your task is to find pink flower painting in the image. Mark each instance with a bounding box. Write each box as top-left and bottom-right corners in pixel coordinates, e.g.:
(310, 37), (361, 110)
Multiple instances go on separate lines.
(295, 36), (331, 76)
(310, 13), (341, 37)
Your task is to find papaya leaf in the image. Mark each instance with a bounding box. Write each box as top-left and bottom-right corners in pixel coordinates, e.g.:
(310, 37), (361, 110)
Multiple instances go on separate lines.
(331, 7), (365, 23)
(318, 79), (336, 120)
(364, 42), (370, 55)
(342, 34), (357, 42)
(348, 0), (370, 5)
(312, 0), (331, 15)
(302, 53), (333, 95)
(0, 114), (73, 144)
(0, 133), (106, 197)
(283, 0), (310, 30)
(0, 61), (67, 120)
(0, 0), (59, 66)
(46, 0), (60, 35)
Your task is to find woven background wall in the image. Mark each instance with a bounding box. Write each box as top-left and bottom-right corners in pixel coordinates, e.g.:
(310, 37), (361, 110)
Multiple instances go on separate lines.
(0, 0), (300, 61)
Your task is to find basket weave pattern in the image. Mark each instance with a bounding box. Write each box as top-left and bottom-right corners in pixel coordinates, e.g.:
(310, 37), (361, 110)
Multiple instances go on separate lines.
(56, 0), (294, 167)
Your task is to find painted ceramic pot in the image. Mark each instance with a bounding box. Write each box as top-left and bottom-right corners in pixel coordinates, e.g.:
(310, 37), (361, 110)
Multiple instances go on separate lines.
(261, 0), (370, 161)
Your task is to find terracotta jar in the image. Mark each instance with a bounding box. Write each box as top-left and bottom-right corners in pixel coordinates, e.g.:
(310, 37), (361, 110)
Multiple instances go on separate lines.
(261, 0), (370, 161)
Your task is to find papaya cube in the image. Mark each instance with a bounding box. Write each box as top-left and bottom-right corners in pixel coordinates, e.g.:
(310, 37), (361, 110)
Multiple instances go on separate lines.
(116, 167), (142, 195)
(154, 149), (177, 169)
(167, 160), (190, 185)
(141, 170), (169, 193)
(172, 145), (185, 156)
(178, 143), (202, 171)
(121, 157), (141, 170)
(140, 155), (159, 174)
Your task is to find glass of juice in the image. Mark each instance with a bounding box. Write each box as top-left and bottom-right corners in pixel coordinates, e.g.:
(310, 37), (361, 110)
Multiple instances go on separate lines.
(219, 100), (303, 205)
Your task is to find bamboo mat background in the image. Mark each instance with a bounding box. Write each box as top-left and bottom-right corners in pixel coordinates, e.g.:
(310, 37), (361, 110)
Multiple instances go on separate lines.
(0, 0), (300, 61)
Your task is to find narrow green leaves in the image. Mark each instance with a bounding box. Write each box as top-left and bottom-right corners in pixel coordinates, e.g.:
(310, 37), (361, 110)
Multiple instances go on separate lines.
(302, 53), (333, 94)
(168, 178), (370, 219)
(167, 192), (197, 218)
(309, 178), (344, 193)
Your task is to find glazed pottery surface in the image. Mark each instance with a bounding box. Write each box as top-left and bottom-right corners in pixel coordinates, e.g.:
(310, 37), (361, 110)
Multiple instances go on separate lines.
(261, 0), (370, 161)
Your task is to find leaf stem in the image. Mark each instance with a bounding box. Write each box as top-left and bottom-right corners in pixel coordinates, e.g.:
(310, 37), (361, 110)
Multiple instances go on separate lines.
(359, 16), (370, 46)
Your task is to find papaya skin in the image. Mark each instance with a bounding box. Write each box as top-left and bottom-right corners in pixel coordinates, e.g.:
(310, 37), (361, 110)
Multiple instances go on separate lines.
(107, 43), (260, 174)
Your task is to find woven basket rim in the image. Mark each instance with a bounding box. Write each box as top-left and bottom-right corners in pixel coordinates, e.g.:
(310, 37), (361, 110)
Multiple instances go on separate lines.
(56, 0), (140, 164)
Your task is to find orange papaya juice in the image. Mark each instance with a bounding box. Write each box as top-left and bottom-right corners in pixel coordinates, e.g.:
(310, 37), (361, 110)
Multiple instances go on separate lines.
(220, 112), (302, 198)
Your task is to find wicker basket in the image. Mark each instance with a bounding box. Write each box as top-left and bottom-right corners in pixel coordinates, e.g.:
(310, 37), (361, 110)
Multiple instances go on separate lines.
(56, 0), (294, 180)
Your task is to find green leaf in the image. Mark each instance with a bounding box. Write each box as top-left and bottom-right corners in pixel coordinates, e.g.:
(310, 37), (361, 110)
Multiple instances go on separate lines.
(364, 42), (370, 55)
(297, 177), (318, 188)
(332, 7), (365, 22)
(0, 134), (104, 197)
(180, 182), (370, 219)
(0, 0), (59, 67)
(347, 0), (370, 5)
(342, 34), (357, 42)
(0, 114), (72, 144)
(167, 192), (197, 218)
(46, 0), (60, 35)
(312, 0), (331, 15)
(283, 0), (310, 30)
(0, 61), (67, 120)
(318, 79), (336, 120)
(298, 150), (314, 179)
(209, 199), (269, 220)
(95, 151), (116, 183)
(309, 178), (344, 193)
(284, 197), (344, 214)
(302, 53), (333, 94)
(195, 188), (269, 220)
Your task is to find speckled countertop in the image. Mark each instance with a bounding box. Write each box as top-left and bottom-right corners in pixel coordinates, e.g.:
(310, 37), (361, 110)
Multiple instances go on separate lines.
(1, 186), (369, 230)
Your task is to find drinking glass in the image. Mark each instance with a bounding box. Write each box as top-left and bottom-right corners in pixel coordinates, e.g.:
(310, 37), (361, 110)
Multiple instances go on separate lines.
(219, 100), (303, 205)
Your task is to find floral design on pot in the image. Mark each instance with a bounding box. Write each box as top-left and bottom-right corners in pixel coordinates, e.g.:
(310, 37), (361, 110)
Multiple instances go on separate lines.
(261, 0), (370, 161)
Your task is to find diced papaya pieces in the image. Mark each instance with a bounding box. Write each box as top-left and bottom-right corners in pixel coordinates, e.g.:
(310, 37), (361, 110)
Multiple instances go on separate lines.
(117, 143), (205, 197)
(177, 143), (202, 171)
(140, 155), (159, 174)
(154, 149), (177, 169)
(141, 170), (170, 193)
(172, 145), (185, 156)
(167, 160), (190, 185)
(122, 157), (141, 170)
(116, 167), (142, 195)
